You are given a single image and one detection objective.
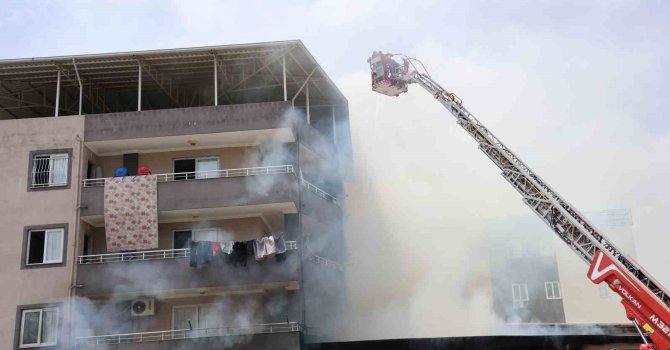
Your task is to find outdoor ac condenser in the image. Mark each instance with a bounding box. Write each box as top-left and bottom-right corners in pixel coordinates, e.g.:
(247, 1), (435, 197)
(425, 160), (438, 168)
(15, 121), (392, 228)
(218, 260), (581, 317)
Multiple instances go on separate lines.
(130, 298), (155, 317)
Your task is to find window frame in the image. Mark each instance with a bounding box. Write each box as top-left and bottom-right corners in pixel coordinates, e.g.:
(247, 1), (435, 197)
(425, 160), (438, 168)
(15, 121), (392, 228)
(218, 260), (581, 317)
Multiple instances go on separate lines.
(172, 156), (220, 180)
(21, 224), (68, 270)
(172, 303), (220, 330)
(27, 149), (73, 192)
(599, 283), (612, 298)
(172, 228), (223, 249)
(512, 283), (529, 309)
(544, 281), (562, 300)
(14, 303), (62, 349)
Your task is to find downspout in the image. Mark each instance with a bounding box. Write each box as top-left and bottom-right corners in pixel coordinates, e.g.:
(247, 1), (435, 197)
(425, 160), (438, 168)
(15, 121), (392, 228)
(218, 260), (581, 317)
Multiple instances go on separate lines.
(67, 132), (85, 348)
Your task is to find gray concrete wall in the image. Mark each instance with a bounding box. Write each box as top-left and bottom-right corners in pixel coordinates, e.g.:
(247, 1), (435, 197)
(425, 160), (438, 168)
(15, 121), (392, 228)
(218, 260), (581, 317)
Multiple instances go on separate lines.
(0, 115), (84, 349)
(85, 102), (293, 142)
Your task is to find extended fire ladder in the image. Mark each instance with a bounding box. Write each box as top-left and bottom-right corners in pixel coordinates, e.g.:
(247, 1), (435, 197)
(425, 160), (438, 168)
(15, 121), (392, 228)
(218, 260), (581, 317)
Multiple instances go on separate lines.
(410, 71), (669, 311)
(362, 52), (670, 347)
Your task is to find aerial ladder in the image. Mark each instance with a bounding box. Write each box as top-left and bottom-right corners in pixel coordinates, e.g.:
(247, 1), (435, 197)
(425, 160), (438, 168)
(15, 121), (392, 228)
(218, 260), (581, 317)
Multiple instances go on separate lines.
(368, 51), (670, 350)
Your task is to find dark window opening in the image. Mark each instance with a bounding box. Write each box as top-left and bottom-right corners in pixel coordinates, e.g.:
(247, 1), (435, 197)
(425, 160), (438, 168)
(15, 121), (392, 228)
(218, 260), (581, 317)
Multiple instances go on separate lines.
(28, 231), (46, 265)
(174, 159), (196, 180)
(174, 230), (193, 249)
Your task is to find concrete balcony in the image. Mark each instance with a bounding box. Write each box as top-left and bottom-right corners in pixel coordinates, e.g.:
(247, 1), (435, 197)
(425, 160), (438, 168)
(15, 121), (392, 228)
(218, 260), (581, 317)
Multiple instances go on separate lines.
(75, 323), (301, 350)
(79, 166), (299, 225)
(84, 102), (295, 155)
(75, 245), (300, 298)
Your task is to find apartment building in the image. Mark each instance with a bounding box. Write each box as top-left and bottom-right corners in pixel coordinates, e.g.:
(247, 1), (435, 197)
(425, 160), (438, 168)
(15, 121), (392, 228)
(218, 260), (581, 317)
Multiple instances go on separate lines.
(486, 209), (636, 325)
(0, 40), (352, 349)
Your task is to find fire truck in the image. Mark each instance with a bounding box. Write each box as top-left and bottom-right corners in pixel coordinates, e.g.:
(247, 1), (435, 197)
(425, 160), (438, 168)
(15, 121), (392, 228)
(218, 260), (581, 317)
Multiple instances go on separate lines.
(368, 51), (670, 350)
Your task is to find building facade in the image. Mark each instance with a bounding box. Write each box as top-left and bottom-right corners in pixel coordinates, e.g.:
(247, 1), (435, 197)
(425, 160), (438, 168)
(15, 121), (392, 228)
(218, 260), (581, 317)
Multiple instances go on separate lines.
(486, 209), (636, 325)
(0, 41), (351, 349)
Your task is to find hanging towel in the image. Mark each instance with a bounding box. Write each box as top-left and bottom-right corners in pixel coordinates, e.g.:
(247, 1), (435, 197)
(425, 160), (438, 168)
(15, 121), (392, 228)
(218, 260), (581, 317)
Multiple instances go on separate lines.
(274, 234), (286, 254)
(211, 242), (221, 257)
(104, 175), (158, 252)
(253, 236), (278, 260)
(265, 236), (276, 256)
(253, 238), (264, 260)
(221, 241), (234, 255)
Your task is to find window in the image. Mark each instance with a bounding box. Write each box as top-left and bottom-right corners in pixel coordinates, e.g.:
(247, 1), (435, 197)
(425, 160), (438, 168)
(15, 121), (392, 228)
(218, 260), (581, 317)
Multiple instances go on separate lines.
(31, 153), (69, 188)
(545, 281), (562, 300)
(173, 228), (221, 249)
(173, 230), (192, 249)
(173, 157), (219, 180)
(173, 304), (222, 330)
(19, 307), (59, 347)
(512, 283), (529, 308)
(599, 283), (611, 298)
(26, 229), (64, 265)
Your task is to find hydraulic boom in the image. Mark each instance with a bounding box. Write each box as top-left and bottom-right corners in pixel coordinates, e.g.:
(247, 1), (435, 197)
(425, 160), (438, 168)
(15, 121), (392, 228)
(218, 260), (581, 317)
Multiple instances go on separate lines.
(368, 51), (670, 350)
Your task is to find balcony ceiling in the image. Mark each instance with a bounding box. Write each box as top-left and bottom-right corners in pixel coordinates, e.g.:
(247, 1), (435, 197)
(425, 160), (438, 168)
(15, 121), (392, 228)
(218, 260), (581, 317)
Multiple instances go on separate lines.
(0, 40), (346, 120)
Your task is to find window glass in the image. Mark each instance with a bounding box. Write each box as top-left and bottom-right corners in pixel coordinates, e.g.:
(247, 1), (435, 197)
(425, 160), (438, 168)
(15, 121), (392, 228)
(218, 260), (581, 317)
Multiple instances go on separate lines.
(512, 283), (529, 308)
(49, 155), (68, 185)
(196, 158), (219, 179)
(173, 306), (198, 329)
(41, 309), (58, 344)
(44, 229), (64, 263)
(545, 281), (562, 300)
(21, 310), (41, 346)
(599, 283), (611, 298)
(198, 304), (222, 329)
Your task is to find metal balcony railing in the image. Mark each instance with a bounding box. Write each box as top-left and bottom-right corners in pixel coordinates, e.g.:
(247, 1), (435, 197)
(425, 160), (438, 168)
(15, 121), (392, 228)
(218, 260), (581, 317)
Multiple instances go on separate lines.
(78, 248), (190, 264)
(308, 254), (344, 271)
(81, 165), (295, 187)
(300, 178), (340, 206)
(75, 322), (302, 347)
(78, 241), (298, 265)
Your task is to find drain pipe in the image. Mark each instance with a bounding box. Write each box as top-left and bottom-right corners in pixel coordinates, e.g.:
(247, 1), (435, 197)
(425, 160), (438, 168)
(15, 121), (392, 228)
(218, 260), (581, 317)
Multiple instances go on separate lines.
(67, 133), (86, 348)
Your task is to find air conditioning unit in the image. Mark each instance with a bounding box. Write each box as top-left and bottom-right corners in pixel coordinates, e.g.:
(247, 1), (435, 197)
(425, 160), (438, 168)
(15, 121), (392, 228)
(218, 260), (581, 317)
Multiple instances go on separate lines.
(130, 298), (155, 317)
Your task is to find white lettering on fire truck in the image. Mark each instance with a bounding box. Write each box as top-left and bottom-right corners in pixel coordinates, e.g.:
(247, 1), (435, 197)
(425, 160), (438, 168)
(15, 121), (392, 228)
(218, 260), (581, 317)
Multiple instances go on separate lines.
(649, 314), (670, 335)
(617, 285), (642, 310)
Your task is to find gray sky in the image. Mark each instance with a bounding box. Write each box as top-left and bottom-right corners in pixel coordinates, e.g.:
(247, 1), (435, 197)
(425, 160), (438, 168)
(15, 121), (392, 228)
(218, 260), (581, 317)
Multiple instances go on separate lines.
(2, 0), (669, 340)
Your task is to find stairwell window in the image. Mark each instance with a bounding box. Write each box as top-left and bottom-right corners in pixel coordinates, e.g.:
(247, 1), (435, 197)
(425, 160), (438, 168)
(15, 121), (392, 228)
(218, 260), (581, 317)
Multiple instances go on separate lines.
(18, 307), (59, 347)
(512, 283), (529, 308)
(26, 229), (64, 265)
(545, 281), (562, 300)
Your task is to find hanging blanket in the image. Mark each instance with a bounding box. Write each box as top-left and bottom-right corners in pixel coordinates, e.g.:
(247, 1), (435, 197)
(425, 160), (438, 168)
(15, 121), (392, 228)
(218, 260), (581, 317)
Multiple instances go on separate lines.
(104, 175), (158, 252)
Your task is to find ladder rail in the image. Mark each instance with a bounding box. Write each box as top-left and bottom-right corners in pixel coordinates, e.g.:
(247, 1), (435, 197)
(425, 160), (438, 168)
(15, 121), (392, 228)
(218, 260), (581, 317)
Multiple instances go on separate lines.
(410, 72), (670, 310)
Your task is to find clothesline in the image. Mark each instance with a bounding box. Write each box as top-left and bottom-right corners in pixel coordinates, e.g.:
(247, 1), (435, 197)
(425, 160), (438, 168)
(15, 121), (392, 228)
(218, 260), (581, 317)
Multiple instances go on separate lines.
(190, 233), (289, 268)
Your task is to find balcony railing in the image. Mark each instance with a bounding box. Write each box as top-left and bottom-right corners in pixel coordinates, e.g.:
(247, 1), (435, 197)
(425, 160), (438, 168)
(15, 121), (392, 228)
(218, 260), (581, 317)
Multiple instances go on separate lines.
(78, 248), (190, 264)
(300, 178), (340, 206)
(78, 241), (298, 265)
(82, 165), (295, 187)
(308, 254), (344, 272)
(75, 322), (302, 347)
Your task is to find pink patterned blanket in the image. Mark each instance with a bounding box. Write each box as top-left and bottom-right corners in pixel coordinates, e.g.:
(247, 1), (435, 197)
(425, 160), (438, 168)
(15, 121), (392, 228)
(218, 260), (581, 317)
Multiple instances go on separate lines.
(104, 175), (158, 252)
